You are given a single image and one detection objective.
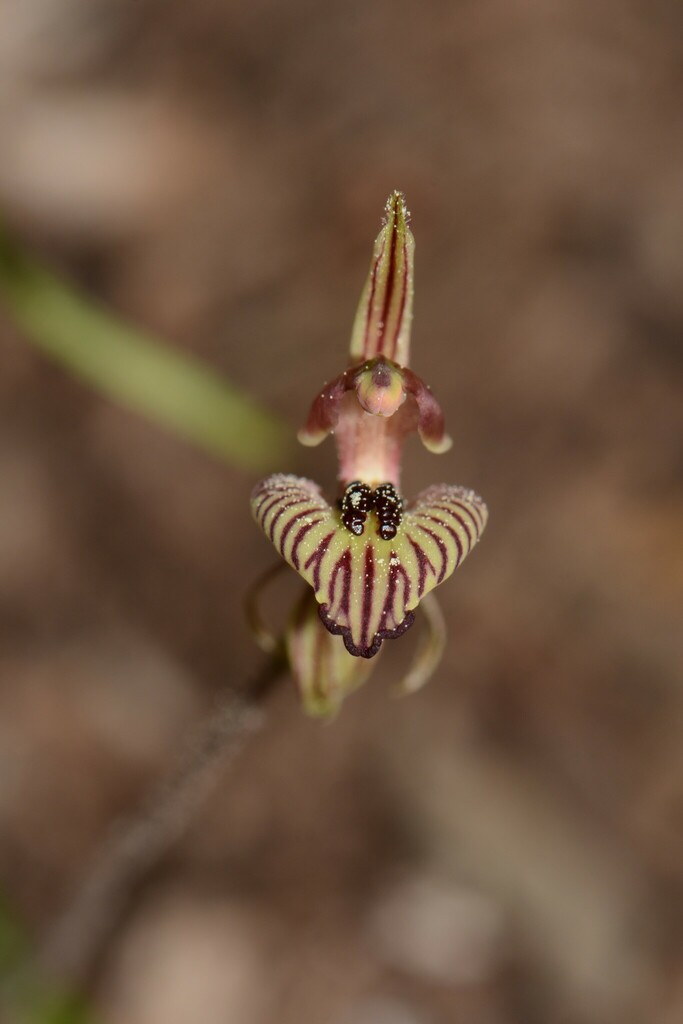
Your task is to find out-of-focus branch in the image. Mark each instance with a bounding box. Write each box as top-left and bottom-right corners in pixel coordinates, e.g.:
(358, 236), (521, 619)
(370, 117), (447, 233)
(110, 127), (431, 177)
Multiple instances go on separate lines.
(38, 658), (284, 990)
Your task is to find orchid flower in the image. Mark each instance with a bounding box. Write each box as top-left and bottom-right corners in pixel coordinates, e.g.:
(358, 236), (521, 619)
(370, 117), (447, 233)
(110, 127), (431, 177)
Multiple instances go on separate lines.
(250, 192), (487, 716)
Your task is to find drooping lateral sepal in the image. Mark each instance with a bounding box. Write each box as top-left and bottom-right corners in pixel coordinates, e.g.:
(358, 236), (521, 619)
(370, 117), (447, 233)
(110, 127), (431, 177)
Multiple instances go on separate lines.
(297, 367), (355, 446)
(251, 474), (487, 659)
(349, 191), (415, 366)
(402, 367), (452, 453)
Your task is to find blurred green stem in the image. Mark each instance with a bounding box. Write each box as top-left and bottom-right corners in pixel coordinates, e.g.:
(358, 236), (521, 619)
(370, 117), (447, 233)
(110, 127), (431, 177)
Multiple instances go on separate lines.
(0, 230), (291, 471)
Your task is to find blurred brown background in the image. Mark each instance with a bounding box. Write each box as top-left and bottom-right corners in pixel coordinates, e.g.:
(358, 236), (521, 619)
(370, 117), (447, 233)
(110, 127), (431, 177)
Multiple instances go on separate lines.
(1, 2), (683, 1022)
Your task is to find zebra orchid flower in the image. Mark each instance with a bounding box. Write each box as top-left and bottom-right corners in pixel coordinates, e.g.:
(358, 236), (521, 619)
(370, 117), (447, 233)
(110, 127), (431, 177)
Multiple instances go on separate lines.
(250, 192), (487, 715)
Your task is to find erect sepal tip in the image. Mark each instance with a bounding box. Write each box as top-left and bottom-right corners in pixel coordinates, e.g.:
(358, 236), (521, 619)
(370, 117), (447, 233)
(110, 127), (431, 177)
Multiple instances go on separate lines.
(349, 191), (415, 367)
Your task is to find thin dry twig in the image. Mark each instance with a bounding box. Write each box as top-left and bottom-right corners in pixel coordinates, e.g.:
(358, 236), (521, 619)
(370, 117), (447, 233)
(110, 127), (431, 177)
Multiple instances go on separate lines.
(38, 659), (283, 987)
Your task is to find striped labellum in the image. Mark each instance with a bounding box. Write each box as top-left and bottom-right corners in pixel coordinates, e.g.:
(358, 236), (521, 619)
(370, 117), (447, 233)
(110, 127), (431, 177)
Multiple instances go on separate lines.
(251, 475), (486, 659)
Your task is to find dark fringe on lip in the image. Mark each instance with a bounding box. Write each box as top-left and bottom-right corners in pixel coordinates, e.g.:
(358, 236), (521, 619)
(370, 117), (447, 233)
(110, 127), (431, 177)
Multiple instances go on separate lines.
(318, 603), (416, 659)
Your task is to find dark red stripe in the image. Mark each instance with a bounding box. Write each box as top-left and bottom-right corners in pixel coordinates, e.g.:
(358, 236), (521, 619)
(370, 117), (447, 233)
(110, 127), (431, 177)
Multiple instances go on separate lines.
(328, 548), (351, 611)
(389, 239), (408, 361)
(411, 523), (448, 582)
(407, 536), (434, 597)
(268, 497), (313, 541)
(433, 499), (481, 532)
(253, 479), (303, 511)
(291, 518), (324, 570)
(339, 549), (352, 617)
(380, 559), (398, 629)
(449, 500), (483, 537)
(364, 238), (385, 357)
(257, 492), (289, 523)
(377, 218), (398, 356)
(456, 497), (485, 529)
(416, 512), (464, 566)
(360, 543), (375, 648)
(279, 505), (319, 550)
(394, 560), (411, 609)
(304, 531), (335, 591)
(429, 504), (474, 547)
